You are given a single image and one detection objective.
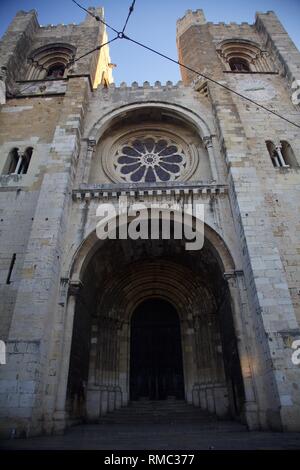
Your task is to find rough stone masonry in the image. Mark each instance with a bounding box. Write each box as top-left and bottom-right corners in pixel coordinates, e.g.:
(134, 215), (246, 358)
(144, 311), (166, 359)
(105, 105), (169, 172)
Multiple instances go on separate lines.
(0, 5), (299, 438)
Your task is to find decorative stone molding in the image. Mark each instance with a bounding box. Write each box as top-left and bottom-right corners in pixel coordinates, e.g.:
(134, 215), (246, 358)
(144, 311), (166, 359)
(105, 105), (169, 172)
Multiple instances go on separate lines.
(192, 76), (208, 96)
(216, 39), (273, 72)
(223, 270), (244, 281)
(59, 278), (82, 306)
(26, 43), (76, 80)
(72, 182), (228, 201)
(68, 280), (83, 297)
(16, 79), (67, 97)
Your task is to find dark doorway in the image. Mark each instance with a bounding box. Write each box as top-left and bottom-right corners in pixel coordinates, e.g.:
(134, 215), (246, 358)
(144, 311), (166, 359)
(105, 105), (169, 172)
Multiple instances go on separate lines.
(130, 298), (184, 401)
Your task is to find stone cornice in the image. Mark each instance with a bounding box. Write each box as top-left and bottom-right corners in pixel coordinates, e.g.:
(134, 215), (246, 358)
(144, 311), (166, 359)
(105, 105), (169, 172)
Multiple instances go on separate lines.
(72, 182), (228, 201)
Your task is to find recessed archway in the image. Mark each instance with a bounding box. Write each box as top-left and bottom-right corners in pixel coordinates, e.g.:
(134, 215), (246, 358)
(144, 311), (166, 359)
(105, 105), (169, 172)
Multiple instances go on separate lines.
(62, 225), (250, 424)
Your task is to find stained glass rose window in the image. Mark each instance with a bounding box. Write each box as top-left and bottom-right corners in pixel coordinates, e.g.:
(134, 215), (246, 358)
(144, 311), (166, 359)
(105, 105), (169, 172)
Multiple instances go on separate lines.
(113, 136), (187, 183)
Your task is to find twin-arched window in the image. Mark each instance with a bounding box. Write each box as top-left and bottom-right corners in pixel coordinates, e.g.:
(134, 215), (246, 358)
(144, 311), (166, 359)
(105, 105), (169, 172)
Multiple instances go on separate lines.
(3, 147), (33, 175)
(266, 140), (298, 168)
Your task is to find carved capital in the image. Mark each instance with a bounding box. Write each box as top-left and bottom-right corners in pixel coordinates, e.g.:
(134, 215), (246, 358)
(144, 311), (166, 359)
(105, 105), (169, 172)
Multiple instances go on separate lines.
(202, 135), (213, 149)
(223, 270), (243, 284)
(87, 139), (96, 152)
(68, 280), (83, 297)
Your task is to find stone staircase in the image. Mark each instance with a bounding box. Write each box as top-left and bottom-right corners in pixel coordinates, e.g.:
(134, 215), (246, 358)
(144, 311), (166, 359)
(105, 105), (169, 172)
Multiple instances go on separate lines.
(95, 399), (246, 429)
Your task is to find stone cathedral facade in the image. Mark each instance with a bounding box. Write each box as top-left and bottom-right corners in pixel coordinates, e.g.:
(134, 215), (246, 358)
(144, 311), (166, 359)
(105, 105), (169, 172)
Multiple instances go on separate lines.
(0, 6), (300, 438)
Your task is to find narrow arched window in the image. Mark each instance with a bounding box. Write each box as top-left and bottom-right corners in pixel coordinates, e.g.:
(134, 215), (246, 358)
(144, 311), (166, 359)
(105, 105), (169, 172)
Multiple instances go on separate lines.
(46, 63), (65, 79)
(280, 141), (298, 168)
(229, 57), (250, 72)
(5, 148), (20, 174)
(19, 147), (33, 174)
(2, 147), (33, 175)
(266, 141), (279, 167)
(266, 140), (292, 168)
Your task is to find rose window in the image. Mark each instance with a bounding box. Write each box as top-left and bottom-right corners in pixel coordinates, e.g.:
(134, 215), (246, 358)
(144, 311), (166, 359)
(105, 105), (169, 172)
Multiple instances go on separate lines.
(113, 136), (187, 183)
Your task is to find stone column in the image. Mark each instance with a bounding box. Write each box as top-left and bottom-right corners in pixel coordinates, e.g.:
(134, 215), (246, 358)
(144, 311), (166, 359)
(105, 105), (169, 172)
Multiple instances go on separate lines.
(224, 270), (259, 430)
(275, 143), (289, 167)
(203, 136), (218, 181)
(53, 280), (82, 433)
(119, 320), (129, 405)
(83, 139), (96, 184)
(181, 317), (197, 403)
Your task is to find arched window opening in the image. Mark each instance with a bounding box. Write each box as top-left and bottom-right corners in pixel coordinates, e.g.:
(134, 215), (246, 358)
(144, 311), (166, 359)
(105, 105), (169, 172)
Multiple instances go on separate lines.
(266, 141), (278, 167)
(4, 148), (19, 174)
(19, 147), (33, 174)
(46, 63), (65, 79)
(217, 40), (273, 73)
(280, 141), (298, 168)
(3, 147), (33, 175)
(266, 140), (291, 168)
(27, 43), (76, 80)
(229, 57), (250, 72)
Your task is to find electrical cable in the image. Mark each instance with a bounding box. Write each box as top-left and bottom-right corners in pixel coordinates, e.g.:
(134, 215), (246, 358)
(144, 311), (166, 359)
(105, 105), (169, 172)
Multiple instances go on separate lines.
(69, 36), (119, 64)
(122, 0), (136, 34)
(122, 33), (300, 130)
(71, 0), (119, 35)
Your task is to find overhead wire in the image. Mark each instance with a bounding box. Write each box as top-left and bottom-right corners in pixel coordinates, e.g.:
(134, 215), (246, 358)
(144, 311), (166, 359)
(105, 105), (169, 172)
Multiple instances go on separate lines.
(17, 0), (300, 131)
(122, 0), (136, 34)
(71, 0), (119, 34)
(122, 33), (300, 131)
(68, 37), (119, 64)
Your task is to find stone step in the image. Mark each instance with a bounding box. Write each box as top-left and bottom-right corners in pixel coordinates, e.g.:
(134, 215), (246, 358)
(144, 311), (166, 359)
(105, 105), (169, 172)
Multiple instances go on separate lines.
(95, 400), (240, 426)
(102, 409), (213, 413)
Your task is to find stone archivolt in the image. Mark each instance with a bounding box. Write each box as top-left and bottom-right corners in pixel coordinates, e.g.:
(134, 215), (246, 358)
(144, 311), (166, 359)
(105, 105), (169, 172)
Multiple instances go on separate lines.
(26, 43), (76, 80)
(216, 39), (273, 72)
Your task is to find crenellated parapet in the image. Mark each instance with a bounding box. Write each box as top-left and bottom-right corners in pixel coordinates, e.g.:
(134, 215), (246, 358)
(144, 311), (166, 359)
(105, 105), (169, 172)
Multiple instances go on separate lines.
(97, 80), (184, 93)
(176, 9), (206, 38)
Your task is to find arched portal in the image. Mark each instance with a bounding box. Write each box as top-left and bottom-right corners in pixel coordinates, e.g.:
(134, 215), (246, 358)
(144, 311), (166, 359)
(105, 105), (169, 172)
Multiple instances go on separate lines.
(63, 225), (249, 425)
(130, 298), (184, 401)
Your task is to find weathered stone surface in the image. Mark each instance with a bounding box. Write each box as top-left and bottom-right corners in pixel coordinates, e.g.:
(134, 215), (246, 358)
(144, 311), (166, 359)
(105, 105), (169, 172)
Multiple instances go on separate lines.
(0, 6), (299, 440)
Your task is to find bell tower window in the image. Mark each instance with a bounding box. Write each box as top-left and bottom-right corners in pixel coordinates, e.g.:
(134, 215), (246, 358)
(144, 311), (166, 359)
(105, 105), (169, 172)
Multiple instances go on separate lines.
(217, 40), (273, 73)
(46, 64), (65, 79)
(26, 44), (76, 80)
(229, 58), (250, 72)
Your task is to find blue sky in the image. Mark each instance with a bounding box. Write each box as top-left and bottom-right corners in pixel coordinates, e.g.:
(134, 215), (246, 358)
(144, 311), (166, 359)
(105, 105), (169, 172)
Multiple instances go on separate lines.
(0, 0), (299, 85)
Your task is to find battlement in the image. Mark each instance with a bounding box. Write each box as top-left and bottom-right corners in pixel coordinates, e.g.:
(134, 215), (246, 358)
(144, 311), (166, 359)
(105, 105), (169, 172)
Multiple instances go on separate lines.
(97, 80), (185, 92)
(206, 21), (253, 27)
(39, 7), (103, 31)
(176, 9), (206, 37)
